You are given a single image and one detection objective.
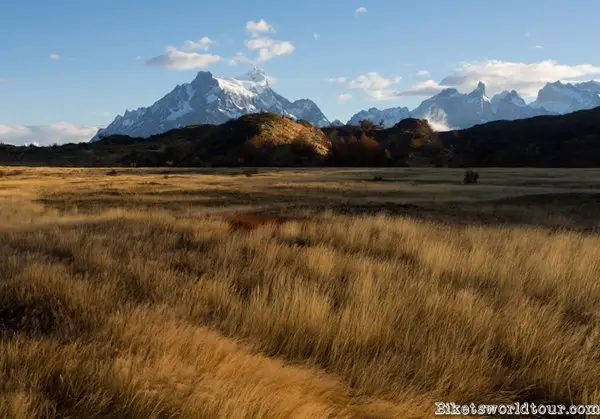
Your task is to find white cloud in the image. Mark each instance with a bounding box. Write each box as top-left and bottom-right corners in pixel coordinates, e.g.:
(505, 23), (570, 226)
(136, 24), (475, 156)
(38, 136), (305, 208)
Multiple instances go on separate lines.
(397, 79), (445, 96)
(347, 72), (402, 100)
(398, 59), (600, 99)
(228, 52), (255, 66)
(0, 123), (100, 146)
(146, 46), (221, 70)
(243, 19), (294, 63)
(535, 45), (544, 49)
(438, 59), (600, 97)
(416, 69), (430, 76)
(423, 107), (454, 132)
(49, 54), (61, 61)
(244, 37), (294, 63)
(337, 93), (352, 103)
(355, 7), (367, 15)
(313, 33), (320, 40)
(0, 125), (30, 137)
(182, 36), (215, 52)
(327, 77), (347, 84)
(349, 73), (401, 90)
(246, 19), (275, 34)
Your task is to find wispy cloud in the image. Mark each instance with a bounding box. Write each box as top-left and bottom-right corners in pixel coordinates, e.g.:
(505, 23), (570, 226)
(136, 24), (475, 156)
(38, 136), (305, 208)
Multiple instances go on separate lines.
(245, 37), (294, 62)
(228, 52), (255, 66)
(397, 79), (445, 96)
(146, 46), (221, 70)
(348, 72), (402, 100)
(327, 77), (347, 84)
(416, 69), (430, 77)
(244, 19), (295, 63)
(355, 7), (367, 15)
(423, 107), (454, 132)
(534, 45), (544, 49)
(337, 93), (352, 103)
(0, 122), (101, 146)
(0, 78), (14, 84)
(145, 35), (221, 70)
(246, 19), (275, 34)
(182, 36), (216, 52)
(313, 33), (320, 40)
(49, 54), (61, 61)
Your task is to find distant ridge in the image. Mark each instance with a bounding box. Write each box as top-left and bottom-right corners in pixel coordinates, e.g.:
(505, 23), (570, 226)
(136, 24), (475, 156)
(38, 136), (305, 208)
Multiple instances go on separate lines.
(3, 106), (600, 168)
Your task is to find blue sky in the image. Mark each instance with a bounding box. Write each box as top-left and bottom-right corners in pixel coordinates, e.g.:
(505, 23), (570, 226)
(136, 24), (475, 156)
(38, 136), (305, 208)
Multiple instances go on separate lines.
(2, 0), (600, 144)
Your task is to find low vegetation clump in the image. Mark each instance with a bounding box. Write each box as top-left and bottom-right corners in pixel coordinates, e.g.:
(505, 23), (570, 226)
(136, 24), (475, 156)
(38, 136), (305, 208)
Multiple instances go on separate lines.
(463, 168), (479, 184)
(1, 167), (600, 417)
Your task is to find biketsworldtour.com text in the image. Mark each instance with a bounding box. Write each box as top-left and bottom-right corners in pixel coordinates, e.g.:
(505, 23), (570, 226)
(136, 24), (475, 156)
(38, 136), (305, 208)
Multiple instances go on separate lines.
(435, 402), (600, 416)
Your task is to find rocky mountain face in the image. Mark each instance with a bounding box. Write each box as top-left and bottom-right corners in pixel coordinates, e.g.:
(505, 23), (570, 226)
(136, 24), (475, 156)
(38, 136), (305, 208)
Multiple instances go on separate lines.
(92, 68), (329, 141)
(410, 82), (494, 129)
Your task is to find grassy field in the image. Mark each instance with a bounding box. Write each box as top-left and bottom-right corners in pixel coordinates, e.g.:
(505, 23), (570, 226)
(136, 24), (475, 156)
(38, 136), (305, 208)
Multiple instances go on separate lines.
(1, 167), (600, 417)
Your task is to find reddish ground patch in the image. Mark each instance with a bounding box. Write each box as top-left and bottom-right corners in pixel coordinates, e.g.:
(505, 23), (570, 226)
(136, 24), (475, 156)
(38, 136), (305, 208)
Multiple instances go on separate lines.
(226, 214), (312, 231)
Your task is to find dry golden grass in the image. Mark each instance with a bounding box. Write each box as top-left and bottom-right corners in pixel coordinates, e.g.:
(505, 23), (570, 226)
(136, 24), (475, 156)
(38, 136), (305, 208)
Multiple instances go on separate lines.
(1, 167), (600, 417)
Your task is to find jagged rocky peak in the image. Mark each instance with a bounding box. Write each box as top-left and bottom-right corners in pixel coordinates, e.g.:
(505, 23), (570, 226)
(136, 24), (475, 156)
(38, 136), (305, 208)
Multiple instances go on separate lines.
(470, 81), (487, 96)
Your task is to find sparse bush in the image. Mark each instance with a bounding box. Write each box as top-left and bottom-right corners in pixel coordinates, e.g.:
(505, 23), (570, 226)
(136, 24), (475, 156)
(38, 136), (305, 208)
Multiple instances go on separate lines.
(463, 168), (479, 184)
(106, 169), (118, 176)
(130, 162), (138, 168)
(372, 175), (384, 182)
(165, 160), (174, 167)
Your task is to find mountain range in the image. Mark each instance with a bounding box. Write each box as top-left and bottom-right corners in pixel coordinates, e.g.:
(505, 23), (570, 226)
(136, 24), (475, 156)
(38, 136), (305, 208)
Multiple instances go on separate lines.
(93, 69), (600, 140)
(356, 80), (600, 129)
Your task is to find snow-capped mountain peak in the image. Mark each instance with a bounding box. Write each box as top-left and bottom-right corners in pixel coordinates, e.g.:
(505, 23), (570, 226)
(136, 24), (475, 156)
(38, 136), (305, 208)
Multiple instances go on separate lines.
(491, 90), (527, 112)
(531, 80), (600, 114)
(469, 81), (487, 97)
(92, 68), (329, 140)
(575, 80), (600, 95)
(347, 106), (410, 128)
